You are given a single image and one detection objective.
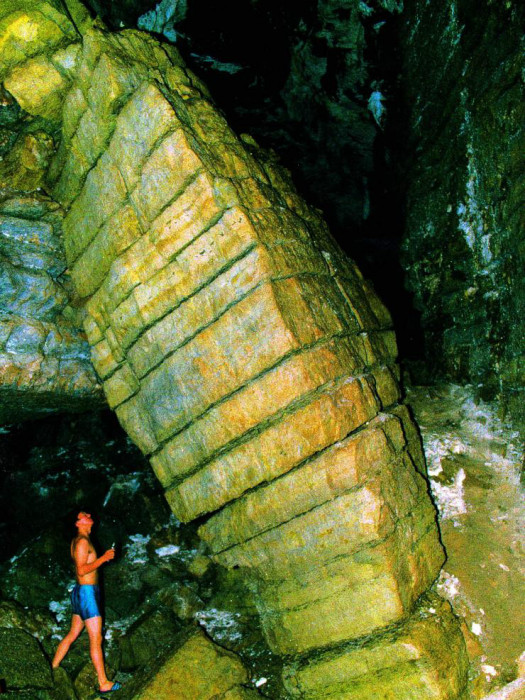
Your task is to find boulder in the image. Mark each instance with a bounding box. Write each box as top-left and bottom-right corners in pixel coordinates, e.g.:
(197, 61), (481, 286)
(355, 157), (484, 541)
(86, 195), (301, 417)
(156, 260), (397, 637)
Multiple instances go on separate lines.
(0, 600), (53, 639)
(0, 627), (53, 692)
(132, 629), (250, 700)
(50, 666), (78, 700)
(156, 582), (204, 621)
(73, 661), (116, 700)
(118, 608), (181, 671)
(1, 527), (73, 610)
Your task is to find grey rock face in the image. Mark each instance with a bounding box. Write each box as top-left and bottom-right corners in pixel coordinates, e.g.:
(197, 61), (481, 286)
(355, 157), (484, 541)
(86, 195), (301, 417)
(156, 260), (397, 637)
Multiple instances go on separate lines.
(0, 193), (103, 423)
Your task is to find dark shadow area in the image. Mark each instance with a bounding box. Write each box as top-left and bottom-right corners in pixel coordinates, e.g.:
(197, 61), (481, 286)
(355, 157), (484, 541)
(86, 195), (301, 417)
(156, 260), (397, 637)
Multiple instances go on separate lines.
(0, 410), (149, 562)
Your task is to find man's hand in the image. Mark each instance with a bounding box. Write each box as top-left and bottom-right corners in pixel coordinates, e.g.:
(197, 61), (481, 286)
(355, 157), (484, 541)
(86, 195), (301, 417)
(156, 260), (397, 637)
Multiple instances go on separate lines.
(103, 548), (116, 563)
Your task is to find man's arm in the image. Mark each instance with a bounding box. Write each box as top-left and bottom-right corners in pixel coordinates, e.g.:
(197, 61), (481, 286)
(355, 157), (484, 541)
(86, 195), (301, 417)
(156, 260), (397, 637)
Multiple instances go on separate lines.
(74, 538), (114, 578)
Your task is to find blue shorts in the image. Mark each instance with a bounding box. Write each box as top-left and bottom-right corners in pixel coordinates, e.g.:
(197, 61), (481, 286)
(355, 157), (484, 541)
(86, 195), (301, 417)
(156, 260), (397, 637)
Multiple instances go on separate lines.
(71, 584), (101, 620)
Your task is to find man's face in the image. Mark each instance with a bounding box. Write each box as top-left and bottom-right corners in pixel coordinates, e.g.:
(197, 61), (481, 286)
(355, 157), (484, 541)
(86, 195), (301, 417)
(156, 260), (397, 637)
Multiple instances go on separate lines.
(76, 511), (93, 529)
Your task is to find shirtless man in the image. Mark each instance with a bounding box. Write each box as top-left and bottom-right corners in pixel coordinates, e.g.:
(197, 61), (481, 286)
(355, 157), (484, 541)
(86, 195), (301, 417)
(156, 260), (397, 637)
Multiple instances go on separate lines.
(52, 511), (121, 694)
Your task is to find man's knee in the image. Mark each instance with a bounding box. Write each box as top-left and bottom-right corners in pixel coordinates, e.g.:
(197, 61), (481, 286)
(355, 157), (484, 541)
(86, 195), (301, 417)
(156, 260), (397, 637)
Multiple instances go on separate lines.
(89, 632), (103, 647)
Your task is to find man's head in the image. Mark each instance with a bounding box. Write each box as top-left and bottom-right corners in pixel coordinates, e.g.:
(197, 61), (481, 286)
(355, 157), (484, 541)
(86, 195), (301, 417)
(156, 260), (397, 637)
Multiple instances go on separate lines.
(76, 511), (94, 532)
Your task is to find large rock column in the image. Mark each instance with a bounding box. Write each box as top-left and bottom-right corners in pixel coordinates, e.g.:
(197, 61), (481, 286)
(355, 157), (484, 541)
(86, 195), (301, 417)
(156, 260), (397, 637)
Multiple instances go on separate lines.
(0, 3), (469, 696)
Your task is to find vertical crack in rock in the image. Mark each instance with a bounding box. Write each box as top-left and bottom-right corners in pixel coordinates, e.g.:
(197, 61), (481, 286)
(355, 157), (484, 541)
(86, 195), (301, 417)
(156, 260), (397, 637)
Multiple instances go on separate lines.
(399, 0), (524, 429)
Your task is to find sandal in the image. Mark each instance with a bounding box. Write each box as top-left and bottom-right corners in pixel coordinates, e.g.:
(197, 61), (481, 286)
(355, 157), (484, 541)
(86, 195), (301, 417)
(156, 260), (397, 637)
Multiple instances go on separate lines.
(99, 681), (122, 694)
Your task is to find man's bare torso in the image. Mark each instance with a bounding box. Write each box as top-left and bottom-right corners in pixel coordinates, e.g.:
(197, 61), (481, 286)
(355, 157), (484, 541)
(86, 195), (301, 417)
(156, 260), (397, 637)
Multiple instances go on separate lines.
(71, 535), (98, 585)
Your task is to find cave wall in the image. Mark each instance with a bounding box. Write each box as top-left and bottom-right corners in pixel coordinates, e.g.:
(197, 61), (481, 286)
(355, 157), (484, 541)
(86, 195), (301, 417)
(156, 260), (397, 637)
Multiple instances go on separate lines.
(0, 192), (102, 423)
(399, 0), (525, 429)
(0, 1), (469, 697)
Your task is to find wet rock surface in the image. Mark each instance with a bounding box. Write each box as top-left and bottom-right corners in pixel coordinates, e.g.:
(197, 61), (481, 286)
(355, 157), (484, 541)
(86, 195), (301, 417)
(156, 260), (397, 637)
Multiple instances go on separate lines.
(3, 385), (522, 698)
(0, 1), (521, 698)
(0, 414), (276, 699)
(14, 10), (464, 696)
(0, 1), (467, 696)
(408, 383), (525, 697)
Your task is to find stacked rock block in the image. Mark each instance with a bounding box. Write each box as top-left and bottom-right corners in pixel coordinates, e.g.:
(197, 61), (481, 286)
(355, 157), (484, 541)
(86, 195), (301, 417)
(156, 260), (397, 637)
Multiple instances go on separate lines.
(282, 593), (469, 699)
(0, 3), (468, 696)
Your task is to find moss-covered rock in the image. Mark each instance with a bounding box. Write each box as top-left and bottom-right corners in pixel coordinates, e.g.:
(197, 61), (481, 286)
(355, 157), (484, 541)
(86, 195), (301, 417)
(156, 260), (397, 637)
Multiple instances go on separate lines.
(0, 627), (53, 692)
(118, 608), (182, 671)
(132, 629), (252, 700)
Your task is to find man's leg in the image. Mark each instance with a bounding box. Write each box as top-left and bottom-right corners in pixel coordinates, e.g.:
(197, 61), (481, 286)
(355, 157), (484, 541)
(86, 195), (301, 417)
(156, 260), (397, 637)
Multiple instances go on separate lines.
(85, 615), (113, 691)
(52, 614), (84, 668)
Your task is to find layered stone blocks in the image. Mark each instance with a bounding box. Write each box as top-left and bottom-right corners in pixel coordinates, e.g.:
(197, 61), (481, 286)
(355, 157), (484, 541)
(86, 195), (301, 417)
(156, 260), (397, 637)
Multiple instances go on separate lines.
(282, 594), (469, 699)
(0, 1), (80, 122)
(0, 4), (468, 696)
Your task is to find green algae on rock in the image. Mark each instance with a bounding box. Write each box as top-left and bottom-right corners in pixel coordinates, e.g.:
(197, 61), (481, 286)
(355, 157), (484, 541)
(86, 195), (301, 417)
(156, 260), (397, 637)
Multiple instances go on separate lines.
(0, 627), (54, 692)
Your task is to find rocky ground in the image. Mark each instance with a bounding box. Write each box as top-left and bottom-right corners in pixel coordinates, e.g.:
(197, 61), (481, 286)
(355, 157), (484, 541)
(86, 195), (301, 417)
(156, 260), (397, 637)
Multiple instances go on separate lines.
(0, 382), (523, 699)
(407, 382), (525, 698)
(0, 412), (277, 699)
